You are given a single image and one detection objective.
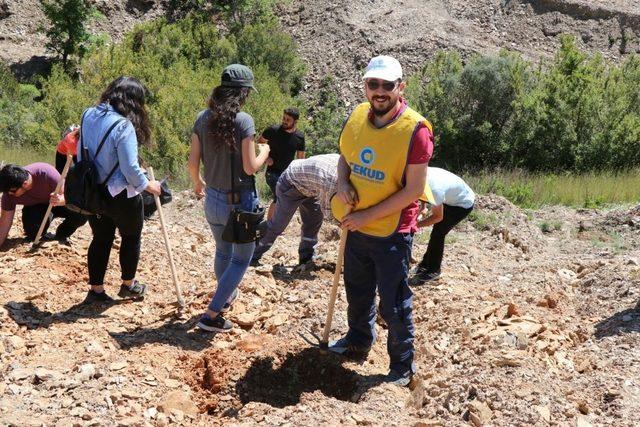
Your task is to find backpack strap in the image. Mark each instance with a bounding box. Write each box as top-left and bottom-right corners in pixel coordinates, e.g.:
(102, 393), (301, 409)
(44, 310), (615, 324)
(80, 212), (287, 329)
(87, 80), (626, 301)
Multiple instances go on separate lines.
(79, 110), (89, 160)
(96, 118), (125, 186)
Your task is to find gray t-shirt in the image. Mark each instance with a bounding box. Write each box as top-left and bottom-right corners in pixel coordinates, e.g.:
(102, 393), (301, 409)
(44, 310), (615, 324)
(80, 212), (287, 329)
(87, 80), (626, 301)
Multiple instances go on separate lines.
(193, 109), (256, 191)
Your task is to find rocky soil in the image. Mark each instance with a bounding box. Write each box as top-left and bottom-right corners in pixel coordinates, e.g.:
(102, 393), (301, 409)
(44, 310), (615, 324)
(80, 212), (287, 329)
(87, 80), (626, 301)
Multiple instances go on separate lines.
(1, 193), (639, 426)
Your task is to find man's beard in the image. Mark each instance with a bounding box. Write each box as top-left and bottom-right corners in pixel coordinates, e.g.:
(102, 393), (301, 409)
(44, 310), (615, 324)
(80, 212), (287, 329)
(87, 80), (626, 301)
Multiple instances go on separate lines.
(281, 123), (293, 130)
(371, 103), (395, 117)
(370, 96), (395, 117)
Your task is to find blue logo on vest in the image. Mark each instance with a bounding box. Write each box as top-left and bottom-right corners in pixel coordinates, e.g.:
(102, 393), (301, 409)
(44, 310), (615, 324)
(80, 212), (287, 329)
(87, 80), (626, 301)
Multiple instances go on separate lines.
(351, 147), (385, 182)
(360, 147), (375, 165)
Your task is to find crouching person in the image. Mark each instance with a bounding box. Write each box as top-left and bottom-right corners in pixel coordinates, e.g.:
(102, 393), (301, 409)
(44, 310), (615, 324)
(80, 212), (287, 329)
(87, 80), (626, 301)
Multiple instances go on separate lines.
(0, 163), (86, 247)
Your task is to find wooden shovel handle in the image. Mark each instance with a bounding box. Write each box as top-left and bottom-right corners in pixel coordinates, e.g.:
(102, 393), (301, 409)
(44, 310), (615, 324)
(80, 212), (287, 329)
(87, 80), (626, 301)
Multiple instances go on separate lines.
(148, 167), (185, 307)
(33, 155), (72, 246)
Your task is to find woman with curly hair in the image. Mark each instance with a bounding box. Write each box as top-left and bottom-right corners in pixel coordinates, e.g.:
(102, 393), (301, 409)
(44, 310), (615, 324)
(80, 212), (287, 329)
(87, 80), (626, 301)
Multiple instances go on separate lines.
(188, 64), (270, 332)
(80, 76), (162, 303)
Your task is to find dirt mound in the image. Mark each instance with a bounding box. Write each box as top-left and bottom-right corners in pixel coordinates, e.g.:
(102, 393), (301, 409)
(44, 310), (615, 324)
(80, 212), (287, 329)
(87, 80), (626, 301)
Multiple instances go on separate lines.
(472, 194), (544, 254)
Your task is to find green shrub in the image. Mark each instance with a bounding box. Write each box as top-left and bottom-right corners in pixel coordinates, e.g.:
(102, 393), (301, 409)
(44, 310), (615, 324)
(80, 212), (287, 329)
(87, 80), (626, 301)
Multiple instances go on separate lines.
(406, 35), (640, 173)
(0, 15), (299, 177)
(305, 76), (346, 156)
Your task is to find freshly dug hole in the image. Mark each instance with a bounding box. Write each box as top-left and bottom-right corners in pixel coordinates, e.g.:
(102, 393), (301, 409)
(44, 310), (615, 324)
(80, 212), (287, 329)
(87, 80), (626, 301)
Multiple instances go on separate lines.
(236, 348), (360, 407)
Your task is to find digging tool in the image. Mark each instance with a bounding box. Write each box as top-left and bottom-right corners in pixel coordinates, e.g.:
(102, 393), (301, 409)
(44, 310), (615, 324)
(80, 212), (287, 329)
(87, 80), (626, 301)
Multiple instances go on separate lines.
(299, 206), (352, 352)
(31, 154), (73, 250)
(147, 167), (185, 307)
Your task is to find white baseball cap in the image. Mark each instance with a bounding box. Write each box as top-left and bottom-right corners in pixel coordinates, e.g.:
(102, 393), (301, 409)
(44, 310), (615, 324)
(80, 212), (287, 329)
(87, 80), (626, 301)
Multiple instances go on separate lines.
(362, 55), (403, 81)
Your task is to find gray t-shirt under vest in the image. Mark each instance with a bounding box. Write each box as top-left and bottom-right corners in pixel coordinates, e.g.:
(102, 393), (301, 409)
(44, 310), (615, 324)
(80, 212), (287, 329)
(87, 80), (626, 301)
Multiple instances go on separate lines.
(192, 109), (256, 192)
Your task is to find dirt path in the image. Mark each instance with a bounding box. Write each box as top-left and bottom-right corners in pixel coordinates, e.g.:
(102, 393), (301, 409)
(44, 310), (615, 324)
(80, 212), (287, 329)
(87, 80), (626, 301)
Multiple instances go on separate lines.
(1, 193), (639, 426)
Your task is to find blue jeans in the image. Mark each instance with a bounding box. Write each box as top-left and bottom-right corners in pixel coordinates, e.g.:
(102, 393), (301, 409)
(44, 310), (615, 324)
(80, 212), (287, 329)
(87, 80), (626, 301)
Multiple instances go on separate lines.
(344, 231), (415, 375)
(204, 186), (258, 313)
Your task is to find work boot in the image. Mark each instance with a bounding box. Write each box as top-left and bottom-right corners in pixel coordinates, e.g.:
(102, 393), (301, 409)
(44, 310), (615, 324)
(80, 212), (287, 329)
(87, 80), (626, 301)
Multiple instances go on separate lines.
(385, 369), (414, 387)
(328, 336), (371, 360)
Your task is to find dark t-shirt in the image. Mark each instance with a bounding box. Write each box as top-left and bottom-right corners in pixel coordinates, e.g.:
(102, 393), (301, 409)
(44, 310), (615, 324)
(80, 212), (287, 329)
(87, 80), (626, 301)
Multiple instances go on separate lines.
(262, 125), (305, 174)
(1, 163), (60, 211)
(192, 109), (256, 192)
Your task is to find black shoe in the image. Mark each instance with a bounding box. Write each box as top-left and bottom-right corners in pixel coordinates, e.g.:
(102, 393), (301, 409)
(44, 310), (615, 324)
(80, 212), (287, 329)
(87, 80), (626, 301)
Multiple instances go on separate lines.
(385, 369), (413, 387)
(410, 269), (441, 286)
(83, 290), (114, 304)
(221, 288), (240, 313)
(299, 254), (316, 265)
(249, 258), (261, 267)
(55, 236), (71, 246)
(196, 314), (233, 332)
(118, 280), (147, 299)
(328, 337), (371, 360)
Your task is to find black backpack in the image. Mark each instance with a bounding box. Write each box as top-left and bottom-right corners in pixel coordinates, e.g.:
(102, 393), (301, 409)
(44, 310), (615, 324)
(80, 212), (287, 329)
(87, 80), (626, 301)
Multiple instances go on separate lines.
(64, 113), (124, 216)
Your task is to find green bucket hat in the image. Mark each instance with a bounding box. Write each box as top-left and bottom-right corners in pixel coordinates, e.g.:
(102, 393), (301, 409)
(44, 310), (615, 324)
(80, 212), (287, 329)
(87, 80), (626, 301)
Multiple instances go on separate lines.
(221, 64), (257, 92)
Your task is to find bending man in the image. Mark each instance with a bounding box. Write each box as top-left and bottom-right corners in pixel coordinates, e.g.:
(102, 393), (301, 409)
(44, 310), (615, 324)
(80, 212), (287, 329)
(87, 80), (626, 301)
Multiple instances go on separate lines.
(411, 167), (475, 285)
(251, 153), (339, 266)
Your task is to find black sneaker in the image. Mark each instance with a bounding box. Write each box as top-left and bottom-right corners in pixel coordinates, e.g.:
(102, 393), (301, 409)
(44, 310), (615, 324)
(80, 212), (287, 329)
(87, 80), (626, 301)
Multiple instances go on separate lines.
(410, 269), (441, 286)
(249, 258), (261, 267)
(56, 236), (72, 246)
(221, 288), (240, 313)
(298, 254), (316, 265)
(328, 337), (371, 360)
(83, 290), (115, 304)
(118, 280), (147, 299)
(196, 314), (233, 332)
(385, 369), (413, 387)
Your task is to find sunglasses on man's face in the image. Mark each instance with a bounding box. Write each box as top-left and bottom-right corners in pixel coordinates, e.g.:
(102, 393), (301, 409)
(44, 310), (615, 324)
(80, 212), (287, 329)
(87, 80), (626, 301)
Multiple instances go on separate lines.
(366, 79), (399, 91)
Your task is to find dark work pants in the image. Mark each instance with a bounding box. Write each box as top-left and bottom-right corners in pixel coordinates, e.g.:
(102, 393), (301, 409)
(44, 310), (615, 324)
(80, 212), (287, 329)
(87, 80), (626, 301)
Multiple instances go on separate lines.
(252, 175), (323, 262)
(22, 204), (87, 241)
(87, 190), (143, 286)
(419, 204), (474, 274)
(344, 231), (415, 375)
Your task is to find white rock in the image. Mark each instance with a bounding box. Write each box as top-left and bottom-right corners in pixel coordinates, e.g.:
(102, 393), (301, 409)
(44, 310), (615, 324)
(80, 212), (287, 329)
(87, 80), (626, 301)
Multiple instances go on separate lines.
(145, 407), (158, 419)
(4, 336), (25, 352)
(77, 363), (97, 380)
(9, 368), (32, 382)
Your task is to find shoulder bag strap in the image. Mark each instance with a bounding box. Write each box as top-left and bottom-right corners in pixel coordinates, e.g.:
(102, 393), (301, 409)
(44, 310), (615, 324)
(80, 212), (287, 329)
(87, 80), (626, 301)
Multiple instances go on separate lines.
(97, 118), (125, 186)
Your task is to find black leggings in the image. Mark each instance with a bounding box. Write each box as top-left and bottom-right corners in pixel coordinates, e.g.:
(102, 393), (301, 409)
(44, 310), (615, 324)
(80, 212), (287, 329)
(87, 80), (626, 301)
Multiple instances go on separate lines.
(55, 152), (77, 174)
(419, 204), (473, 274)
(87, 190), (143, 286)
(22, 204), (86, 241)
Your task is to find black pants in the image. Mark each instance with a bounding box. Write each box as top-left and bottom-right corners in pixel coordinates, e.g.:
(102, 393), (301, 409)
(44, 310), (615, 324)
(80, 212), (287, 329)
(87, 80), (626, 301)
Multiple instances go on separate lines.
(87, 190), (143, 286)
(22, 204), (87, 241)
(55, 151), (78, 175)
(419, 204), (474, 274)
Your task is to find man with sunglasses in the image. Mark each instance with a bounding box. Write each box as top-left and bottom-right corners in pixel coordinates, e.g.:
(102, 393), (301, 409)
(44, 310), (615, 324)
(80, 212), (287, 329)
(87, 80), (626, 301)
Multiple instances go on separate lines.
(0, 163), (86, 248)
(331, 55), (433, 387)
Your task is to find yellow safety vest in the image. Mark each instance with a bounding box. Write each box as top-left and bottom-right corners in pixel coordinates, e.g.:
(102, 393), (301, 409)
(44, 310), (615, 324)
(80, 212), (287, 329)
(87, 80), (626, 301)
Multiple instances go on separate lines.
(332, 102), (432, 237)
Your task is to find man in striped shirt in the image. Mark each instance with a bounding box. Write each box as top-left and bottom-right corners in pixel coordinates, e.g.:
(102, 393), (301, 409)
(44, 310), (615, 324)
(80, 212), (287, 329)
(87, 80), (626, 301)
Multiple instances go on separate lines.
(251, 153), (339, 266)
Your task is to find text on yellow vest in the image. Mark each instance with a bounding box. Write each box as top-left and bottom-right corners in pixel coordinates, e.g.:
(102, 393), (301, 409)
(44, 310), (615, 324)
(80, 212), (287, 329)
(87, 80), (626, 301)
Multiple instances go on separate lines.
(332, 102), (432, 237)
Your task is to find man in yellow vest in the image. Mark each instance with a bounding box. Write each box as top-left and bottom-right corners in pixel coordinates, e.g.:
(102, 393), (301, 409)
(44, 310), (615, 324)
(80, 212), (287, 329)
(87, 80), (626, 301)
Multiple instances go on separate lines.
(331, 55), (434, 386)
